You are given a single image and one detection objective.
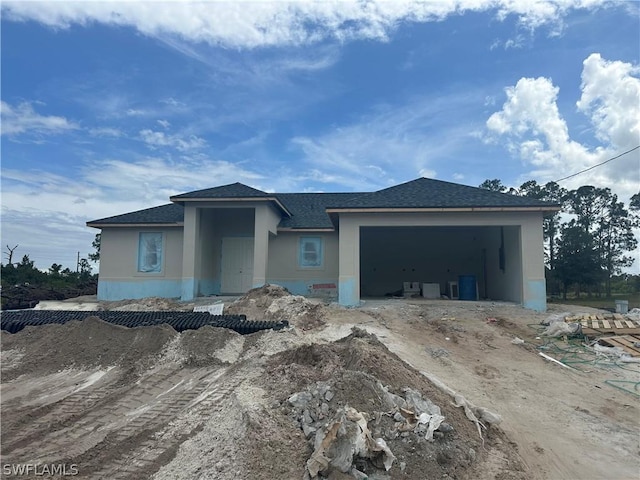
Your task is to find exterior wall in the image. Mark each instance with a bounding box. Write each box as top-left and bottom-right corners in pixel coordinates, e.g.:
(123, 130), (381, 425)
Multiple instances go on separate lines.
(266, 231), (339, 296)
(337, 211), (547, 311)
(253, 204), (281, 288)
(520, 215), (547, 311)
(97, 226), (184, 300)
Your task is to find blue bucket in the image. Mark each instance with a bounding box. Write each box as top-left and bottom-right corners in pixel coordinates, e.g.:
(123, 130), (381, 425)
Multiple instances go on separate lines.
(458, 275), (477, 301)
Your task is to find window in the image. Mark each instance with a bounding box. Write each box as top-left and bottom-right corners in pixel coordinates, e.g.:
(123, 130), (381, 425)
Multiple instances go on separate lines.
(138, 232), (163, 273)
(299, 237), (323, 268)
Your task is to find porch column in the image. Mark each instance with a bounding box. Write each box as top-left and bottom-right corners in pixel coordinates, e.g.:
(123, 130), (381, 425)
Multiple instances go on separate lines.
(521, 214), (547, 312)
(181, 205), (201, 300)
(338, 215), (360, 306)
(252, 205), (270, 288)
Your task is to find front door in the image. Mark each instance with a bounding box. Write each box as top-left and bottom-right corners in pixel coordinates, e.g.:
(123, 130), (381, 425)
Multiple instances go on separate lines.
(221, 237), (254, 294)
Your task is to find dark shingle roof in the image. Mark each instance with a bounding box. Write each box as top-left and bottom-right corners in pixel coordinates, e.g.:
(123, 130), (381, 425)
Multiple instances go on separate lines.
(275, 193), (362, 229)
(88, 178), (558, 229)
(170, 182), (268, 200)
(87, 204), (184, 226)
(326, 178), (555, 209)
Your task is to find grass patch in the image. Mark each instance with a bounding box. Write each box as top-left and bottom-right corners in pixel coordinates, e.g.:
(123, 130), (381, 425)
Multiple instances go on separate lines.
(548, 292), (640, 310)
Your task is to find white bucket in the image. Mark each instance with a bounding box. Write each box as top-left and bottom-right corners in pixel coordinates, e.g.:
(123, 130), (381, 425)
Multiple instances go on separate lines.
(615, 300), (629, 314)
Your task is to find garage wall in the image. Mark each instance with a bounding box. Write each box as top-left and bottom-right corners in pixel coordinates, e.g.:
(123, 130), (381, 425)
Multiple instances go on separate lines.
(337, 211), (546, 310)
(97, 226), (184, 300)
(360, 227), (487, 297)
(480, 226), (522, 302)
(267, 231), (339, 296)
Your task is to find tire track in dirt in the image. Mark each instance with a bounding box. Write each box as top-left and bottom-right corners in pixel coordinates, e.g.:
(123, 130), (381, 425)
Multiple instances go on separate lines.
(1, 364), (241, 479)
(80, 368), (242, 479)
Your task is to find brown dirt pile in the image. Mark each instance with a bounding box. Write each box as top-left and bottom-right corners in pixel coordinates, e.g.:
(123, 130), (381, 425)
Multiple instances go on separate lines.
(1, 317), (177, 381)
(226, 284), (326, 330)
(254, 329), (525, 480)
(1, 310), (523, 480)
(106, 297), (190, 311)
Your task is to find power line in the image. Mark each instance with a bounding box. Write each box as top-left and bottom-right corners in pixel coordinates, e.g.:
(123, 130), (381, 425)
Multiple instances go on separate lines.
(554, 145), (640, 183)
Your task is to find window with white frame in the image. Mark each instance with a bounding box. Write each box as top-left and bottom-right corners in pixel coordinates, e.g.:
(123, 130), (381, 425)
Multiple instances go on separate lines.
(299, 236), (323, 268)
(138, 232), (163, 273)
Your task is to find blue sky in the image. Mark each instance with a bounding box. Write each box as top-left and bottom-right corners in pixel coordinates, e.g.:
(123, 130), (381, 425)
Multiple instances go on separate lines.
(1, 1), (639, 272)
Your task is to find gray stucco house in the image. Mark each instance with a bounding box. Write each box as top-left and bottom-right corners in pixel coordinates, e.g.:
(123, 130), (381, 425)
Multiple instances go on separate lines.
(87, 178), (559, 311)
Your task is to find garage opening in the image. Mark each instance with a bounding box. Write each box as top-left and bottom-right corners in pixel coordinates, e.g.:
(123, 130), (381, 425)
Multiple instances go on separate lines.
(359, 226), (522, 302)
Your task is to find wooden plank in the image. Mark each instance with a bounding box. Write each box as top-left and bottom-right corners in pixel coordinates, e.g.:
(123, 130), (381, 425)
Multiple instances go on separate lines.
(614, 320), (624, 329)
(600, 337), (640, 357)
(581, 327), (640, 336)
(625, 321), (635, 328)
(614, 338), (640, 356)
(596, 315), (604, 320)
(602, 320), (611, 329)
(591, 320), (599, 329)
(613, 314), (624, 320)
(581, 320), (589, 328)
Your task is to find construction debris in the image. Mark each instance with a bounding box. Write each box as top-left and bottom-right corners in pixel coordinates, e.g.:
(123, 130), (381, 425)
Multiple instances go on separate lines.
(2, 292), (638, 480)
(597, 335), (640, 358)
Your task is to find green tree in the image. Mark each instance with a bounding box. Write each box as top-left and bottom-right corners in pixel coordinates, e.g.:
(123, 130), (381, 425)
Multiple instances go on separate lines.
(566, 186), (610, 234)
(518, 180), (567, 271)
(555, 221), (602, 299)
(12, 255), (46, 285)
(595, 194), (637, 296)
(88, 233), (101, 263)
(479, 179), (508, 192)
(78, 258), (92, 281)
(49, 263), (62, 276)
(630, 192), (640, 226)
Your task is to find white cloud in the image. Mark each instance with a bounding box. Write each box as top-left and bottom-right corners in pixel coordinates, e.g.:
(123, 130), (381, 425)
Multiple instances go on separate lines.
(419, 168), (437, 178)
(1, 155), (265, 270)
(88, 127), (123, 138)
(139, 129), (206, 152)
(290, 92), (482, 190)
(577, 53), (640, 148)
(126, 108), (146, 116)
(1, 1), (620, 49)
(157, 119), (171, 129)
(161, 97), (184, 107)
(486, 53), (640, 203)
(1, 101), (78, 136)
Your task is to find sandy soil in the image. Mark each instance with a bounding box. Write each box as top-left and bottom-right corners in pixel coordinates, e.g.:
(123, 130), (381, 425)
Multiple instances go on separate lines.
(328, 299), (640, 480)
(1, 291), (638, 479)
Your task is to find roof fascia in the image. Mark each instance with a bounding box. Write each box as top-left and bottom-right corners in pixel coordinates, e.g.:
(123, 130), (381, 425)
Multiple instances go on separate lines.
(277, 227), (336, 232)
(170, 196), (292, 217)
(326, 206), (561, 213)
(86, 223), (184, 228)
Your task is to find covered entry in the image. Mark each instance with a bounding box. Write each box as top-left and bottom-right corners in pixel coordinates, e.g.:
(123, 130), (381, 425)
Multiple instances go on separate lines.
(359, 225), (522, 302)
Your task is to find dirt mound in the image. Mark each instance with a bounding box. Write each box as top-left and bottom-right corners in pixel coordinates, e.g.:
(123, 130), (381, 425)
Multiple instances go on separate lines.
(1, 282), (97, 310)
(226, 284), (325, 330)
(253, 329), (525, 480)
(177, 326), (245, 365)
(230, 284), (290, 307)
(107, 297), (189, 311)
(1, 316), (177, 380)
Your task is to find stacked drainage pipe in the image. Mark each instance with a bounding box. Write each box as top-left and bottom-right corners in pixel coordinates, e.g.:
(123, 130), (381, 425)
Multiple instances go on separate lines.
(1, 310), (288, 335)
